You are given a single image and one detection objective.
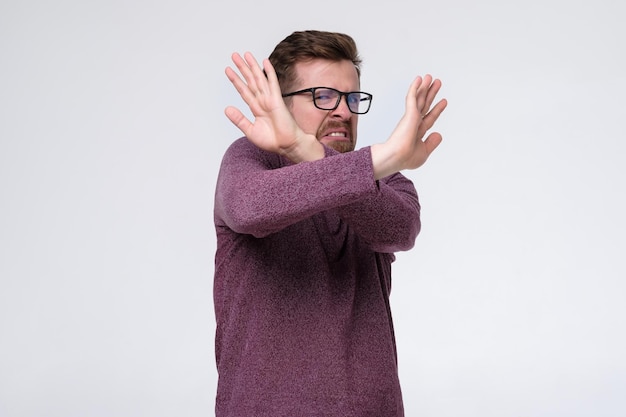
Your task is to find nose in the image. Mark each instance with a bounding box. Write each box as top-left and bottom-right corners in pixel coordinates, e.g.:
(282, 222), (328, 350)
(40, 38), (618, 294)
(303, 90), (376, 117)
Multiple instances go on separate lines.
(330, 95), (353, 119)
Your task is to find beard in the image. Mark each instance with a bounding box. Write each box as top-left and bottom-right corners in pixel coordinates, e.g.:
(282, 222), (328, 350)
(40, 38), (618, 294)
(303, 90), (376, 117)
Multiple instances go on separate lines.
(316, 120), (356, 154)
(325, 139), (355, 154)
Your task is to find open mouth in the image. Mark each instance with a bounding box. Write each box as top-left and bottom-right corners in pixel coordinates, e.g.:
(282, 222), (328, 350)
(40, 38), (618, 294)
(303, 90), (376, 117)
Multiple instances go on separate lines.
(321, 131), (350, 142)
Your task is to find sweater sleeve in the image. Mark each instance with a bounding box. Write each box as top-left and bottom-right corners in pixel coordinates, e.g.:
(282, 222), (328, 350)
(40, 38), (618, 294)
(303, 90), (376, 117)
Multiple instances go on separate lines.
(214, 137), (420, 250)
(335, 170), (420, 253)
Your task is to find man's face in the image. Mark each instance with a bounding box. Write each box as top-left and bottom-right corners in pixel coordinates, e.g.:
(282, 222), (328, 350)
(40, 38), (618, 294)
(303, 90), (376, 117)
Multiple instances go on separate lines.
(286, 59), (360, 153)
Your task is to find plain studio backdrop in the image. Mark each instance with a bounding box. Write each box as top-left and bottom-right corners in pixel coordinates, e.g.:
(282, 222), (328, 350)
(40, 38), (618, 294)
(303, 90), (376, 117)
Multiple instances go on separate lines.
(1, 0), (624, 416)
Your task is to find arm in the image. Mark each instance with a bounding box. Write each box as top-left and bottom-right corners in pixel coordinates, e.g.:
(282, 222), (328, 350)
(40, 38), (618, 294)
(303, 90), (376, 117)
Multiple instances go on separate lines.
(336, 170), (421, 253)
(214, 139), (382, 238)
(214, 140), (419, 252)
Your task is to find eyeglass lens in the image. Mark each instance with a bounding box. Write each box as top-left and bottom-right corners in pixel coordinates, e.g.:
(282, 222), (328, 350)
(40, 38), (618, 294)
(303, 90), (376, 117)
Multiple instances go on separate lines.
(313, 89), (371, 114)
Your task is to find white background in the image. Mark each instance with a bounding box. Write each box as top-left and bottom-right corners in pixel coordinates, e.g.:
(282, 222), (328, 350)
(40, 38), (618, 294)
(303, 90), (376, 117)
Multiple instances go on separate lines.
(1, 0), (624, 416)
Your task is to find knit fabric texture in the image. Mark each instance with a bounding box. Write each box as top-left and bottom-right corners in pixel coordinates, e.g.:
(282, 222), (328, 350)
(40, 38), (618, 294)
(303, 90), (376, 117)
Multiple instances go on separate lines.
(213, 137), (421, 416)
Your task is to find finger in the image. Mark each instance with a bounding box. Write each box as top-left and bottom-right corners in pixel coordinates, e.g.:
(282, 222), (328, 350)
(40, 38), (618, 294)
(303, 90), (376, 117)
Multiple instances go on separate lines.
(263, 58), (282, 97)
(422, 98), (448, 126)
(406, 76), (423, 115)
(231, 52), (266, 99)
(225, 65), (247, 95)
(418, 98), (448, 138)
(243, 51), (268, 94)
(225, 65), (258, 108)
(423, 131), (443, 156)
(230, 52), (254, 85)
(414, 74), (432, 117)
(423, 78), (442, 115)
(224, 106), (252, 136)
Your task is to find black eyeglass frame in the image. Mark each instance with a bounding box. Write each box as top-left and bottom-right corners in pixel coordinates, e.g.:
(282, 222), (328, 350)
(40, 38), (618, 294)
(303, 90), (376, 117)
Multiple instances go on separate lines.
(281, 87), (373, 115)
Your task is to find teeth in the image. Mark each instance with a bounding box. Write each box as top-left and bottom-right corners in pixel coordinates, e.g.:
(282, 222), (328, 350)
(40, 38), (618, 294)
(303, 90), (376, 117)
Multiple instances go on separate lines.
(328, 132), (345, 137)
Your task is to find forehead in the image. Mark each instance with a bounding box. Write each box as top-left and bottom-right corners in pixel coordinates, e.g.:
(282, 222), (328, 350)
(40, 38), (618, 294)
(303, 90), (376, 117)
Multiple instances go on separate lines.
(293, 59), (360, 90)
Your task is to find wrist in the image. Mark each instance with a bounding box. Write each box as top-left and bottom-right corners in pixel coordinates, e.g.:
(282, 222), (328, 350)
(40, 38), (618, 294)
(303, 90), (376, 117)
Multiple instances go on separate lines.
(371, 142), (402, 180)
(281, 134), (325, 163)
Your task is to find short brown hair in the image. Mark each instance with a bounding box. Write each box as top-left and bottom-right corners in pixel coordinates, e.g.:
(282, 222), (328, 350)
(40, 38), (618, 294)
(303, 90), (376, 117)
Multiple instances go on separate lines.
(268, 30), (362, 93)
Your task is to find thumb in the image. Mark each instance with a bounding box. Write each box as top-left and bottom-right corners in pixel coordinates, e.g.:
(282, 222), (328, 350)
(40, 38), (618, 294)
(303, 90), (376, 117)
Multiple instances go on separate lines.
(423, 132), (443, 156)
(225, 106), (252, 135)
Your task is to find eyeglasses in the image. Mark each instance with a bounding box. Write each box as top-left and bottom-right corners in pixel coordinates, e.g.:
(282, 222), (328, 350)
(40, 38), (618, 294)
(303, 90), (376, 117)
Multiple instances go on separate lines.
(282, 87), (373, 114)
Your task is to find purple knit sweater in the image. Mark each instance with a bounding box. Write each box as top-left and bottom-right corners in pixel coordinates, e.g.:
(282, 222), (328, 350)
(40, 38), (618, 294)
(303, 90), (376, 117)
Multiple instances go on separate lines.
(213, 137), (421, 416)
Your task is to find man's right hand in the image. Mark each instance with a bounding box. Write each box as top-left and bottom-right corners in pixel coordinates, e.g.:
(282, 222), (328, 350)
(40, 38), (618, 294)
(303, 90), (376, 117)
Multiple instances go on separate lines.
(224, 52), (324, 163)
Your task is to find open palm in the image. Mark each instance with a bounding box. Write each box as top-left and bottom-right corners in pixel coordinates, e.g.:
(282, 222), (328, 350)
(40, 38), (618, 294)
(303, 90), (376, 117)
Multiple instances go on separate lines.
(224, 52), (307, 155)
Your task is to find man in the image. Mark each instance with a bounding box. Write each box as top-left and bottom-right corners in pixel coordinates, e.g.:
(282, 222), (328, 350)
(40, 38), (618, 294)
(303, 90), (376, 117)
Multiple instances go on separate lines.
(213, 30), (447, 416)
